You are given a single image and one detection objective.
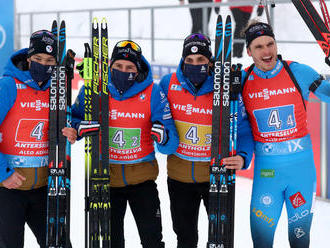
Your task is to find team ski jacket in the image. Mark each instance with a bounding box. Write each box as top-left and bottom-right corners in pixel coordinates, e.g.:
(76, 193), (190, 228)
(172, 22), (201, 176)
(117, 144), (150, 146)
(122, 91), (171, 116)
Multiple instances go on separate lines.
(0, 49), (50, 189)
(72, 55), (179, 187)
(242, 59), (330, 156)
(159, 59), (254, 183)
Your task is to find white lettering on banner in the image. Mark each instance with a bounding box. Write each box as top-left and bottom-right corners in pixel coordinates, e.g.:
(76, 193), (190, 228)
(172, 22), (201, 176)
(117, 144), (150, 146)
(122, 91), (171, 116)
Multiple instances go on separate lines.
(248, 87), (297, 100)
(288, 139), (303, 152)
(20, 101), (49, 111)
(110, 109), (145, 120)
(15, 142), (48, 148)
(222, 62), (230, 107)
(213, 61), (221, 106)
(260, 128), (298, 138)
(172, 104), (212, 115)
(288, 210), (309, 224)
(50, 70), (57, 111)
(179, 143), (210, 151)
(58, 66), (66, 111)
(109, 147), (142, 154)
(19, 150), (34, 155)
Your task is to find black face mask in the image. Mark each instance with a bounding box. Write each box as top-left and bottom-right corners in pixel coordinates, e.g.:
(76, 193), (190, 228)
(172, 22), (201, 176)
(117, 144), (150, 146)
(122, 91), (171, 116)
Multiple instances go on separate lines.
(111, 68), (137, 94)
(183, 63), (209, 88)
(29, 61), (54, 84)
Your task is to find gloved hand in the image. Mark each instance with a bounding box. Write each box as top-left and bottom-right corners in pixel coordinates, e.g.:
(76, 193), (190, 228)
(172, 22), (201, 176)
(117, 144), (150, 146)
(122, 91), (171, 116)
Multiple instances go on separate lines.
(231, 64), (242, 94)
(257, 5), (264, 16)
(78, 120), (100, 137)
(151, 122), (168, 145)
(76, 61), (84, 78)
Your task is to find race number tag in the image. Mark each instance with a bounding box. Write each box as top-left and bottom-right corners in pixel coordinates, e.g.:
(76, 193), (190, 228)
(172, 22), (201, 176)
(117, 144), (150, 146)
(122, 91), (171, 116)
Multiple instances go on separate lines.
(109, 127), (141, 149)
(175, 120), (211, 146)
(253, 105), (296, 133)
(15, 119), (49, 143)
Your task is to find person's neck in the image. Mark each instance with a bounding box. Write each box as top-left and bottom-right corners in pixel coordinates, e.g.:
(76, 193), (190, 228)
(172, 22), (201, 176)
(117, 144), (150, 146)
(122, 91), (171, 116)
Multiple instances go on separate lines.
(254, 60), (282, 79)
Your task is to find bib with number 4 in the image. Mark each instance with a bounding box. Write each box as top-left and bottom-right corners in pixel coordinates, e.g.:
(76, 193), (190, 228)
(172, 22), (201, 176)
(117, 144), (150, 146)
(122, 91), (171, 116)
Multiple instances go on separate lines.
(0, 80), (49, 166)
(242, 62), (308, 143)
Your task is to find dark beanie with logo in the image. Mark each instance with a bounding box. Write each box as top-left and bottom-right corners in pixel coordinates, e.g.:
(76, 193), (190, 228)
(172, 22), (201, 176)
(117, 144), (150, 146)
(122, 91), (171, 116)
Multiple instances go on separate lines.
(27, 30), (57, 58)
(245, 22), (275, 48)
(110, 40), (143, 72)
(182, 33), (212, 61)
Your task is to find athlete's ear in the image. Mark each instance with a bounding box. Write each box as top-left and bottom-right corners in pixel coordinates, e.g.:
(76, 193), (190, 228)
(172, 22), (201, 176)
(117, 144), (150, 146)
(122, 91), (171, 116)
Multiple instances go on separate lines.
(27, 57), (31, 68)
(247, 47), (252, 57)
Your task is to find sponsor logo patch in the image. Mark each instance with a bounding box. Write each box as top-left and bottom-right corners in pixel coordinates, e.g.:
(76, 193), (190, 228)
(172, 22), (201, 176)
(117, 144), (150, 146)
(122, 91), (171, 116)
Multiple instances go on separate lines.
(260, 193), (274, 207)
(260, 169), (275, 178)
(294, 227), (306, 239)
(252, 207), (276, 228)
(290, 192), (306, 208)
(170, 84), (182, 91)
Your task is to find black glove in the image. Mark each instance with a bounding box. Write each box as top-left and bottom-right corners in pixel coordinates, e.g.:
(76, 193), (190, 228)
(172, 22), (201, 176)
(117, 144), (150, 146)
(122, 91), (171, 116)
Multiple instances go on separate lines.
(214, 6), (220, 14)
(151, 122), (168, 145)
(78, 120), (100, 137)
(231, 64), (242, 94)
(257, 6), (264, 16)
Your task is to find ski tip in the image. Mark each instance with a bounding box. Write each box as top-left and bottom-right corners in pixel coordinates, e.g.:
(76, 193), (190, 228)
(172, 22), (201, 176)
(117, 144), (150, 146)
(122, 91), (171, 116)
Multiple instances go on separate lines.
(92, 17), (99, 27)
(101, 17), (108, 29)
(51, 20), (57, 27)
(51, 20), (57, 36)
(225, 15), (231, 24)
(216, 14), (222, 23)
(216, 15), (223, 32)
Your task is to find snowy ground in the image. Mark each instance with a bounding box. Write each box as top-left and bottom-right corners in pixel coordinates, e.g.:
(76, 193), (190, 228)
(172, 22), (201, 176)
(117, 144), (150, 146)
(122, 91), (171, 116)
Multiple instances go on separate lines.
(15, 0), (330, 247)
(24, 140), (330, 247)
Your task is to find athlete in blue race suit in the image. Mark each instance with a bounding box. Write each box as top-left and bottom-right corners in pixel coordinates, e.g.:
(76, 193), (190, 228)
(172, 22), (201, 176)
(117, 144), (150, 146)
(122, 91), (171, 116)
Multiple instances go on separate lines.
(241, 21), (330, 248)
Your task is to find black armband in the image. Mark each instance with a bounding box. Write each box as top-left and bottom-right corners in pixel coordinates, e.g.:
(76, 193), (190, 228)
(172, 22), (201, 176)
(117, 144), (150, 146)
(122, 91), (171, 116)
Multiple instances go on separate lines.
(309, 75), (324, 93)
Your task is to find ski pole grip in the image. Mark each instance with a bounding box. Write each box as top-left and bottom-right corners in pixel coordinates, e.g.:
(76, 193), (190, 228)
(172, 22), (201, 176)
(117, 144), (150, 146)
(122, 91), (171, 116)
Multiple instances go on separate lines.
(231, 64), (242, 94)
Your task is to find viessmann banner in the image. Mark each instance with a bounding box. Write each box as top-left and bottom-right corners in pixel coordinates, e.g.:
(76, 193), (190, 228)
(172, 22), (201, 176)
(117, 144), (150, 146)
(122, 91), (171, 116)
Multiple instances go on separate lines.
(0, 0), (14, 75)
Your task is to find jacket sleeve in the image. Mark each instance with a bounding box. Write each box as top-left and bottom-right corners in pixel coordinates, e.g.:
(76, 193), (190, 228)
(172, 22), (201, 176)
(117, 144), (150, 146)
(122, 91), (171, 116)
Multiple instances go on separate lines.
(290, 62), (330, 103)
(0, 77), (17, 182)
(71, 86), (86, 131)
(0, 153), (14, 183)
(150, 83), (179, 155)
(236, 94), (254, 170)
(0, 77), (17, 125)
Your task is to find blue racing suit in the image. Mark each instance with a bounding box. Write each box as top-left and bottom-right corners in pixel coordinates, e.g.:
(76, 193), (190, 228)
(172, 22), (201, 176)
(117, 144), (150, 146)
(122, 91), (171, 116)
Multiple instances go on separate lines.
(242, 59), (330, 248)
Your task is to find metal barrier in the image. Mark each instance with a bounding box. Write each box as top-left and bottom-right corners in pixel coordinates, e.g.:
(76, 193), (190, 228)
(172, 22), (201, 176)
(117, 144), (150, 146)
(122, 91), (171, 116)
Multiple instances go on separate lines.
(15, 0), (327, 60)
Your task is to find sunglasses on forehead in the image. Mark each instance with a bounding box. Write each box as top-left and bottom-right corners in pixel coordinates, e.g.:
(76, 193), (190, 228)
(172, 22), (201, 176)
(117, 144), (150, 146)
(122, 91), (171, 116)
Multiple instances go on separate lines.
(31, 30), (57, 39)
(115, 40), (141, 52)
(184, 33), (211, 44)
(245, 23), (272, 36)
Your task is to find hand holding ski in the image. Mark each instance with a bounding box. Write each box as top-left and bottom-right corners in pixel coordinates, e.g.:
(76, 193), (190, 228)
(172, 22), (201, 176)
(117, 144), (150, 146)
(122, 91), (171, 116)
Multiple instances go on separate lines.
(221, 155), (244, 170)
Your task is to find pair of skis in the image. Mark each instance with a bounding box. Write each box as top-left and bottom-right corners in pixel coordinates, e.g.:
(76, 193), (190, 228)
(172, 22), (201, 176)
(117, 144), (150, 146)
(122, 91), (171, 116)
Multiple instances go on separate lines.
(208, 15), (241, 248)
(292, 0), (330, 65)
(47, 20), (75, 248)
(83, 18), (110, 248)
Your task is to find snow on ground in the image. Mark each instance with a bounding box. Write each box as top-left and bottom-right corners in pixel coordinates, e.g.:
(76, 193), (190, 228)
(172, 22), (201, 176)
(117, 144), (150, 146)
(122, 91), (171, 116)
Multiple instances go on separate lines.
(25, 140), (330, 247)
(16, 0), (330, 247)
